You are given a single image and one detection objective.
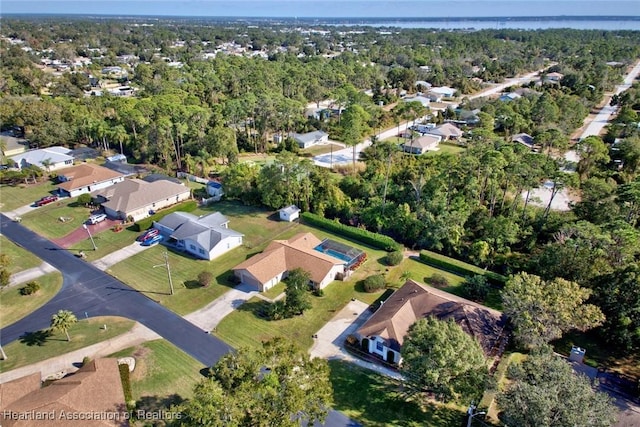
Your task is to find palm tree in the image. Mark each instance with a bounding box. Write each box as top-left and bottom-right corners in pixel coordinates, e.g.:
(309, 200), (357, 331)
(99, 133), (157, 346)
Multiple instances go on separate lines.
(50, 310), (77, 342)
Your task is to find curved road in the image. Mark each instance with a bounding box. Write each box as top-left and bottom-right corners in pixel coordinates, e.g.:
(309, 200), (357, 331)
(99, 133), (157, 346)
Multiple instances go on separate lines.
(0, 214), (232, 367)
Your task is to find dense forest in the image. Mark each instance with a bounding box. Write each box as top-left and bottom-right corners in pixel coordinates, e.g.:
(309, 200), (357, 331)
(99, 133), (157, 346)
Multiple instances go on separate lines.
(1, 17), (640, 361)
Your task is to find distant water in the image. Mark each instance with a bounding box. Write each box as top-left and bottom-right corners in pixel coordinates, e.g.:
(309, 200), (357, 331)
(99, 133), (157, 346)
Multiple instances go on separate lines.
(328, 18), (640, 31)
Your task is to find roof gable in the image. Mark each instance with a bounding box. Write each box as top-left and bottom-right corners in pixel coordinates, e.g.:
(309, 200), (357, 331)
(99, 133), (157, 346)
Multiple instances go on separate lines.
(57, 164), (124, 191)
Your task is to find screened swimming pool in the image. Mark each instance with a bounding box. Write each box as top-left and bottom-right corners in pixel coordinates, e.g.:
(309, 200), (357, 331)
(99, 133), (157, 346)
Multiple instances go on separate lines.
(314, 239), (365, 269)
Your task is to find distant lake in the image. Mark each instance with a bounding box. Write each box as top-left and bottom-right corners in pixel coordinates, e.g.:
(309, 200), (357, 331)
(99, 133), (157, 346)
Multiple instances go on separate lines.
(329, 18), (640, 31)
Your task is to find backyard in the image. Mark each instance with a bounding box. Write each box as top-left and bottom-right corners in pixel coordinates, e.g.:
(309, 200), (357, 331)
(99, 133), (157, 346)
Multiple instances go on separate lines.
(328, 359), (465, 427)
(0, 316), (135, 372)
(0, 272), (63, 328)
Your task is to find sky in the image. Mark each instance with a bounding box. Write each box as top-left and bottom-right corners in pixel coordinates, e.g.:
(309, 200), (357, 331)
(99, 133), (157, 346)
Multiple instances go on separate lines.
(1, 1), (639, 18)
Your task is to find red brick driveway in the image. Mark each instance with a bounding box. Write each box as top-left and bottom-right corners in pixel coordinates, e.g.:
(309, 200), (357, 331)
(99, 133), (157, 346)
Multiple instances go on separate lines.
(53, 218), (122, 249)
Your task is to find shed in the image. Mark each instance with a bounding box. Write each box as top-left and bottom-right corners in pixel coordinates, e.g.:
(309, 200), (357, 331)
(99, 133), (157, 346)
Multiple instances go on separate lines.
(279, 205), (301, 222)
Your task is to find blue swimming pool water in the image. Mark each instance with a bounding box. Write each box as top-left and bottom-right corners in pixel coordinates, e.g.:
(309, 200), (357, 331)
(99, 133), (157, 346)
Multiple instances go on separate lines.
(314, 246), (353, 264)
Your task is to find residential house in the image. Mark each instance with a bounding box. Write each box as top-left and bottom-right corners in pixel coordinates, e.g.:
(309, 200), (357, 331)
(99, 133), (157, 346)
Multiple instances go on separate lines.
(291, 131), (329, 149)
(279, 205), (300, 222)
(56, 164), (125, 198)
(511, 133), (535, 149)
(429, 86), (457, 99)
(401, 134), (442, 155)
(94, 178), (191, 221)
(356, 280), (507, 364)
(499, 92), (522, 102)
(402, 95), (431, 108)
(0, 358), (128, 427)
(9, 147), (74, 171)
(543, 72), (564, 84)
(233, 232), (346, 291)
(425, 123), (463, 140)
(154, 211), (243, 261)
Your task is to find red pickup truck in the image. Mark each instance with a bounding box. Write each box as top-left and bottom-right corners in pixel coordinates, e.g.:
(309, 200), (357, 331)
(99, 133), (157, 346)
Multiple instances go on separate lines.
(35, 195), (59, 206)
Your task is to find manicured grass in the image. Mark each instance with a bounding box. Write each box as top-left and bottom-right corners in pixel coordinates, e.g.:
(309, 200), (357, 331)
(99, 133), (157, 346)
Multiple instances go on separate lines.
(0, 235), (43, 273)
(0, 272), (63, 328)
(328, 360), (465, 427)
(426, 142), (466, 156)
(109, 339), (205, 405)
(262, 282), (286, 300)
(0, 180), (57, 212)
(106, 245), (239, 316)
(20, 198), (94, 239)
(0, 316), (135, 372)
(237, 153), (276, 165)
(68, 224), (141, 261)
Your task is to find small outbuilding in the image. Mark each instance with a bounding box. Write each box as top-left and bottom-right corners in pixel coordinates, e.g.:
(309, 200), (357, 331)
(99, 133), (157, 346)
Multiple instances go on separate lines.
(279, 205), (300, 222)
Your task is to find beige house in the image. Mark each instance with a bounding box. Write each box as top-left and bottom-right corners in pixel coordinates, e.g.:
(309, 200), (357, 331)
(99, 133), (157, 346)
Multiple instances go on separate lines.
(357, 280), (507, 364)
(233, 232), (346, 291)
(94, 178), (191, 221)
(0, 358), (128, 427)
(56, 164), (125, 198)
(401, 134), (442, 154)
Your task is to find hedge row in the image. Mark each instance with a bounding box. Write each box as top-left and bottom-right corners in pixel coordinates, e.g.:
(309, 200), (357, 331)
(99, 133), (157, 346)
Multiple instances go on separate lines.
(419, 250), (507, 285)
(118, 363), (133, 403)
(134, 200), (198, 232)
(300, 212), (402, 252)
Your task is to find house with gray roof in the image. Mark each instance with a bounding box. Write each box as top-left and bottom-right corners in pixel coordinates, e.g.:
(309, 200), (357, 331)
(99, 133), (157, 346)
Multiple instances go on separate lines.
(290, 130), (329, 149)
(94, 178), (190, 221)
(154, 211), (243, 261)
(9, 146), (74, 171)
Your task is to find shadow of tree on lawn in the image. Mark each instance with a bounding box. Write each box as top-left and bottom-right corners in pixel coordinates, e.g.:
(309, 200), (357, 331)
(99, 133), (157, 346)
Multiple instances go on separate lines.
(20, 329), (52, 346)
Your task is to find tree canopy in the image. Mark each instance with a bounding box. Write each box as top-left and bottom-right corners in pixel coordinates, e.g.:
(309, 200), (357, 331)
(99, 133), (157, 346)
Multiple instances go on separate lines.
(401, 317), (487, 403)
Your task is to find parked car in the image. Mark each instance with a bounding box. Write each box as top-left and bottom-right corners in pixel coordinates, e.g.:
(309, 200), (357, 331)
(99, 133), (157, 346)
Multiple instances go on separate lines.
(137, 228), (160, 242)
(35, 195), (59, 206)
(87, 213), (107, 225)
(141, 234), (163, 246)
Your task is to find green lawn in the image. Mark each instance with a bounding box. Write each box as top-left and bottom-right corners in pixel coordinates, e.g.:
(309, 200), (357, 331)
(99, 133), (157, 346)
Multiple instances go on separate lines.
(0, 235), (43, 273)
(20, 198), (94, 239)
(0, 180), (57, 212)
(300, 143), (344, 156)
(329, 360), (465, 427)
(262, 282), (286, 300)
(427, 142), (466, 155)
(109, 339), (205, 408)
(0, 316), (135, 372)
(68, 224), (141, 261)
(0, 272), (63, 328)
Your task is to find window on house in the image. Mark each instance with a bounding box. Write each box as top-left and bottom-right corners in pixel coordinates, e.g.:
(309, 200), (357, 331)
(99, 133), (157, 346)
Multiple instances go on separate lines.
(190, 244), (196, 250)
(199, 248), (205, 255)
(376, 340), (384, 351)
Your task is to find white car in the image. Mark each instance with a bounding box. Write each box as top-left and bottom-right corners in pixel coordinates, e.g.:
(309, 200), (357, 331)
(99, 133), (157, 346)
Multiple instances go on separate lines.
(87, 213), (107, 224)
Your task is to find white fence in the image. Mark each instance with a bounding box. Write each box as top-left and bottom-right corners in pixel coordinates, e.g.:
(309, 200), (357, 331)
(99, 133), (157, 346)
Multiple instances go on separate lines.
(177, 171), (208, 184)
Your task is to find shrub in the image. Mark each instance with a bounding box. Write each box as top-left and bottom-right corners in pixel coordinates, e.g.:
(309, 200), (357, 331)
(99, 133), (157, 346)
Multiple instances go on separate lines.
(385, 250), (404, 266)
(77, 193), (92, 206)
(119, 362), (133, 404)
(82, 356), (92, 367)
(429, 273), (449, 288)
(419, 250), (507, 285)
(363, 274), (386, 293)
(134, 200), (198, 232)
(301, 212), (401, 252)
(197, 271), (213, 288)
(461, 275), (490, 301)
(20, 281), (40, 295)
(313, 288), (324, 297)
(265, 300), (287, 321)
(0, 268), (10, 288)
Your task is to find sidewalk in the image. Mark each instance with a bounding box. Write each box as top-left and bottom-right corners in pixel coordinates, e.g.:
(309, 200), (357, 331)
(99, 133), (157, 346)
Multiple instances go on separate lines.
(8, 262), (56, 287)
(0, 322), (159, 383)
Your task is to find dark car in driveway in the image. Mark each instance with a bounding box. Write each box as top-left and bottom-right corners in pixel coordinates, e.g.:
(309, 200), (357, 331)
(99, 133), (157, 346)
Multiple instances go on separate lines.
(35, 195), (59, 206)
(141, 234), (163, 246)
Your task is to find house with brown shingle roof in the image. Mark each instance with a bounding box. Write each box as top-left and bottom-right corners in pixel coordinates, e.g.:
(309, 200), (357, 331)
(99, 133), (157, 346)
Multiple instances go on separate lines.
(56, 164), (125, 198)
(93, 178), (191, 222)
(356, 280), (507, 364)
(401, 134), (442, 155)
(0, 358), (129, 427)
(233, 232), (346, 291)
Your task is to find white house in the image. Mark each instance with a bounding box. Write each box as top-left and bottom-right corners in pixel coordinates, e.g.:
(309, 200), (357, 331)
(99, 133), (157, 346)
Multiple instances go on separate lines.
(429, 86), (457, 99)
(10, 146), (74, 171)
(206, 181), (224, 198)
(56, 164), (125, 198)
(401, 134), (442, 155)
(94, 178), (191, 221)
(233, 232), (345, 292)
(154, 212), (243, 261)
(279, 205), (300, 222)
(291, 131), (329, 149)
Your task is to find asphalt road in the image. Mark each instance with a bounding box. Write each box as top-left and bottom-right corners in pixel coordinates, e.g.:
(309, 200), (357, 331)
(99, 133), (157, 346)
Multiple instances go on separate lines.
(0, 213), (361, 426)
(0, 213), (233, 366)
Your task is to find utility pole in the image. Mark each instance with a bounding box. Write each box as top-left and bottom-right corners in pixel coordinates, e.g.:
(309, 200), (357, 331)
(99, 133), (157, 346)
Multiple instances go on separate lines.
(83, 224), (97, 250)
(466, 402), (486, 427)
(153, 251), (174, 295)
